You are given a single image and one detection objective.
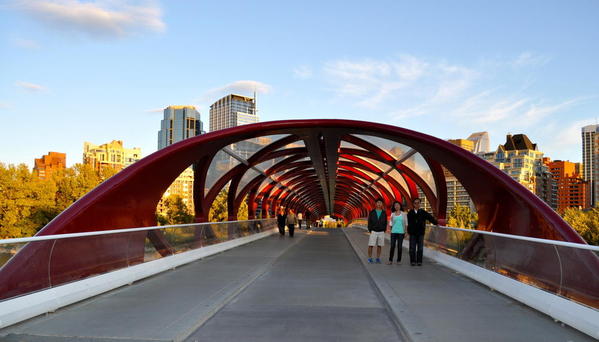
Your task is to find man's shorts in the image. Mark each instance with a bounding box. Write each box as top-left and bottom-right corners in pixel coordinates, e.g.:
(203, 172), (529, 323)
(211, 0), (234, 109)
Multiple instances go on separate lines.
(368, 231), (385, 247)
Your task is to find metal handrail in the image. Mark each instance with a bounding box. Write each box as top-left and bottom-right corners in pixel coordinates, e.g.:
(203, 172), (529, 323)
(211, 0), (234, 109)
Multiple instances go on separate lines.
(350, 221), (599, 252)
(0, 218), (276, 245)
(431, 225), (599, 252)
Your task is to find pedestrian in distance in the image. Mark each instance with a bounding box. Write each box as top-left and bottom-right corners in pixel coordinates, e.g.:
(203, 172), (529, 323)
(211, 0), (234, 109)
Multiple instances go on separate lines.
(367, 198), (387, 264)
(387, 201), (408, 265)
(407, 198), (438, 266)
(286, 209), (298, 237)
(277, 207), (287, 237)
(297, 212), (303, 230)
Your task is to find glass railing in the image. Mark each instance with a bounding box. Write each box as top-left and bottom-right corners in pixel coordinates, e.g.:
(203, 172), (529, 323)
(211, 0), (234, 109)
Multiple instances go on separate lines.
(349, 220), (599, 310)
(0, 219), (277, 302)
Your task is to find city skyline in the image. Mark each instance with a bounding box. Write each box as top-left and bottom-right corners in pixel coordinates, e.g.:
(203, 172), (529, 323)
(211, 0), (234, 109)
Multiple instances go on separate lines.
(1, 1), (599, 168)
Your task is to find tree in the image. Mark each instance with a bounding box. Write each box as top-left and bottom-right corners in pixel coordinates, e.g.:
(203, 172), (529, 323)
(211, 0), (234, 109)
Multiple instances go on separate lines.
(208, 188), (250, 222)
(159, 195), (193, 225)
(447, 204), (478, 229)
(0, 163), (56, 238)
(52, 164), (101, 212)
(562, 208), (599, 246)
(0, 162), (129, 239)
(238, 195), (249, 220)
(209, 188), (228, 222)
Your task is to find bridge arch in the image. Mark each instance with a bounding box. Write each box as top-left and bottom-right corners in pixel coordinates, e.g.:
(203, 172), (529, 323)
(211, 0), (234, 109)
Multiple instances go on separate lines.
(0, 119), (589, 300)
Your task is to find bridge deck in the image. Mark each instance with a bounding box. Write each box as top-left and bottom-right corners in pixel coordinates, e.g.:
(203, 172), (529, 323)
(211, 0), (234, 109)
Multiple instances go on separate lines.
(0, 228), (592, 342)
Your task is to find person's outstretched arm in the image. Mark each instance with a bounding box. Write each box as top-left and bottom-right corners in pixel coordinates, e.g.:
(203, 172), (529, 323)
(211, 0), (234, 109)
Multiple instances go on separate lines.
(426, 211), (438, 225)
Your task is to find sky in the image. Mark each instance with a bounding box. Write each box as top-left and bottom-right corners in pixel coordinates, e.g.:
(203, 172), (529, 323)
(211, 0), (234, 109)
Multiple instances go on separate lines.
(1, 0), (598, 168)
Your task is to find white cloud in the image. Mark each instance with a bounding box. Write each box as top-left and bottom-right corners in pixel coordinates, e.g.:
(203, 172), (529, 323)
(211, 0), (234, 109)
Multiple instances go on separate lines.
(513, 51), (550, 67)
(540, 118), (598, 161)
(394, 55), (428, 81)
(293, 66), (313, 79)
(198, 80), (272, 104)
(557, 119), (596, 146)
(321, 53), (585, 132)
(14, 38), (40, 49)
(145, 107), (164, 113)
(324, 55), (477, 109)
(0, 102), (9, 109)
(15, 81), (46, 91)
(319, 52), (599, 162)
(14, 0), (165, 39)
(519, 98), (583, 126)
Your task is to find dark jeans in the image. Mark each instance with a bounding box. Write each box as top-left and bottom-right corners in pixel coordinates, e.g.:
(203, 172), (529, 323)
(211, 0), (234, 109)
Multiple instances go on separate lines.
(409, 234), (424, 264)
(298, 220), (303, 229)
(278, 224), (285, 236)
(288, 224), (295, 237)
(389, 233), (405, 262)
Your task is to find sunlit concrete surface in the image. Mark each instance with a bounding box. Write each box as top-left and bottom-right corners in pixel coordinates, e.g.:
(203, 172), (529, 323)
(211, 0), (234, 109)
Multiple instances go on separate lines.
(0, 228), (593, 342)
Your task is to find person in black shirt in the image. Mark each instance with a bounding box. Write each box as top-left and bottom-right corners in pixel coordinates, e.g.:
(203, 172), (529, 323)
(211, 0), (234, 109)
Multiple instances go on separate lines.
(407, 198), (438, 266)
(367, 198), (387, 264)
(276, 207), (287, 237)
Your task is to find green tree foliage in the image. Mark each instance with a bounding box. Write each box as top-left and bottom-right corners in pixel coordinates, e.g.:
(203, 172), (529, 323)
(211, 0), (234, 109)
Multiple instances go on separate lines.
(0, 163), (126, 239)
(0, 163), (57, 238)
(208, 188), (249, 222)
(238, 195), (249, 221)
(53, 164), (101, 211)
(157, 195), (193, 225)
(209, 189), (228, 222)
(447, 204), (478, 229)
(0, 160), (259, 239)
(562, 208), (599, 246)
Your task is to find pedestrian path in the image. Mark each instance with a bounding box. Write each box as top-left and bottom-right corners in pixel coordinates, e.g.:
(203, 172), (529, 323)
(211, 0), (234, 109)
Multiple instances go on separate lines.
(185, 228), (403, 341)
(0, 232), (305, 341)
(0, 228), (594, 342)
(343, 226), (594, 342)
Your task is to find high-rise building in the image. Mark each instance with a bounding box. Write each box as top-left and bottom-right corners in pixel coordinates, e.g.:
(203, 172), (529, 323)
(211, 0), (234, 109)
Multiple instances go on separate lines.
(157, 106), (204, 215)
(156, 167), (195, 215)
(479, 134), (555, 208)
(546, 159), (590, 212)
(205, 94), (261, 194)
(467, 132), (490, 154)
(33, 152), (66, 180)
(444, 168), (474, 211)
(158, 106), (203, 150)
(581, 124), (599, 206)
(83, 140), (141, 172)
(209, 94), (258, 132)
(443, 134), (488, 213)
(445, 139), (475, 212)
(447, 139), (475, 152)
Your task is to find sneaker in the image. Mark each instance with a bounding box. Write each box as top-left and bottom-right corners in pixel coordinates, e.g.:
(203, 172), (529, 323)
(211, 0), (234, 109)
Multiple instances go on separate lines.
(368, 258), (374, 264)
(417, 263), (422, 266)
(375, 258), (381, 264)
(410, 263), (416, 266)
(396, 261), (401, 265)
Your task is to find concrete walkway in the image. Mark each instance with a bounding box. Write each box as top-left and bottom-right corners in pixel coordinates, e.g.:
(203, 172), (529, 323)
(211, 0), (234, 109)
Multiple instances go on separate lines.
(185, 228), (403, 342)
(0, 228), (594, 342)
(0, 232), (307, 341)
(343, 227), (594, 342)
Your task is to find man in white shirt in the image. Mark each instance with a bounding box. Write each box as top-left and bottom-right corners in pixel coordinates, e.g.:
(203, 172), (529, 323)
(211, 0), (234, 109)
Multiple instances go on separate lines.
(297, 212), (303, 230)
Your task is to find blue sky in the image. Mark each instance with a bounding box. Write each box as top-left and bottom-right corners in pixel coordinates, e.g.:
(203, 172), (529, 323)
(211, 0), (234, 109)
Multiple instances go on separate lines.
(1, 0), (598, 167)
